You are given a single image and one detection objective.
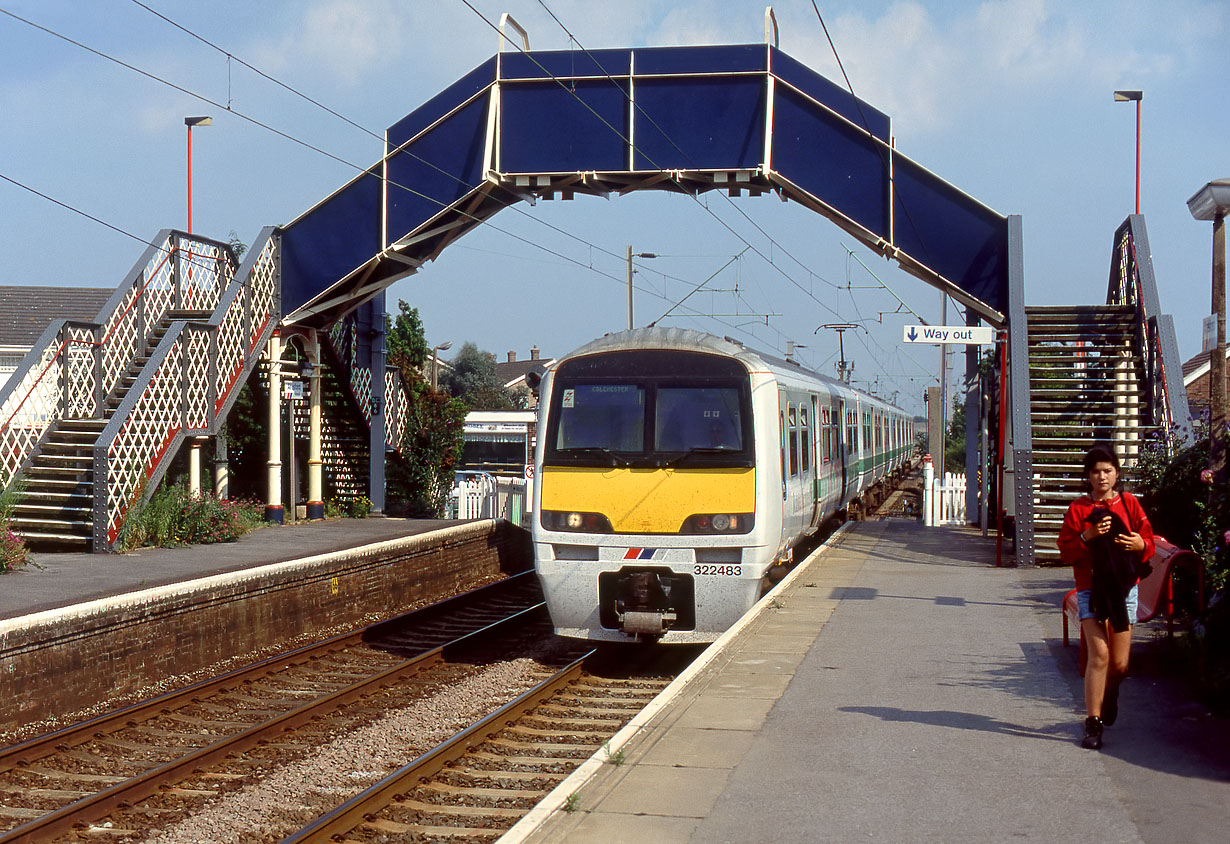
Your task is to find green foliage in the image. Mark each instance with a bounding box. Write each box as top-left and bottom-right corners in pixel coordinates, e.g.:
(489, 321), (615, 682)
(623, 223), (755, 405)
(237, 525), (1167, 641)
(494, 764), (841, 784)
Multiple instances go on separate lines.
(386, 373), (468, 516)
(118, 484), (264, 550)
(331, 495), (371, 518)
(1135, 421), (1230, 715)
(443, 342), (524, 410)
(385, 315), (468, 517)
(386, 300), (430, 371)
(943, 395), (966, 474)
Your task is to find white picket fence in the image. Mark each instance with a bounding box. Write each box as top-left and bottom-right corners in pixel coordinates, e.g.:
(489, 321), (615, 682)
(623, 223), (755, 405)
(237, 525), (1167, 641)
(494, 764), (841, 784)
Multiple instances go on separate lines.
(922, 461), (967, 527)
(447, 473), (531, 527)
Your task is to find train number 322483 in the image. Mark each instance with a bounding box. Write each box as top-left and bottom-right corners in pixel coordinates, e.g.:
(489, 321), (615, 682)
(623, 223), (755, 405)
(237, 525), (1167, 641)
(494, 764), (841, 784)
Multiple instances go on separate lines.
(694, 564), (742, 576)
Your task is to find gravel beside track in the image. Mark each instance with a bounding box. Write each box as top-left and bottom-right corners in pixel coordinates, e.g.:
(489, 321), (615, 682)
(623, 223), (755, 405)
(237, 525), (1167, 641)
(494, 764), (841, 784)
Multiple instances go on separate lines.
(136, 659), (543, 844)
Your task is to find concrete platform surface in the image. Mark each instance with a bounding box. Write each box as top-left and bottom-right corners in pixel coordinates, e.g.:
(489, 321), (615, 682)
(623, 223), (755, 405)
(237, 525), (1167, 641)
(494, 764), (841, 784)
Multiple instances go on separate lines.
(507, 519), (1230, 844)
(1, 517), (459, 620)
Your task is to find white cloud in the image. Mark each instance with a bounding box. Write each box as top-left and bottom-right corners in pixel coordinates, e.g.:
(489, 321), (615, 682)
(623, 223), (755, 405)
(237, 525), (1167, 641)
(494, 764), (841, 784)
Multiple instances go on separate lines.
(252, 0), (408, 88)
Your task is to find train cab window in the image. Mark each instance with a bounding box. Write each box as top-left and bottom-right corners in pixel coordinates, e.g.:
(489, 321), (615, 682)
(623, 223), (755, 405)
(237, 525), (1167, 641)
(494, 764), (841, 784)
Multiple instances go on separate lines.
(787, 406), (799, 477)
(655, 386), (743, 452)
(553, 384), (645, 452)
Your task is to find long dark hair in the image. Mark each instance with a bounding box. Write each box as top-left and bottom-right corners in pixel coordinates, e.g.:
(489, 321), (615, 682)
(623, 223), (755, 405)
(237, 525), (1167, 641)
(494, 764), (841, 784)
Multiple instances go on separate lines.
(1082, 445), (1121, 493)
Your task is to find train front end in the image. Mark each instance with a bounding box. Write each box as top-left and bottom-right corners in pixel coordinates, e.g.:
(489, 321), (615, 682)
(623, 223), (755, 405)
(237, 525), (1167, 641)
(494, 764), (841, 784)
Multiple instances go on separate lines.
(532, 338), (777, 644)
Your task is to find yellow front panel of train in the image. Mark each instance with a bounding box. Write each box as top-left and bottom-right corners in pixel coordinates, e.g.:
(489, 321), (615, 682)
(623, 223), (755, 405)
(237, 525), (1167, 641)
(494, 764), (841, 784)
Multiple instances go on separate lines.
(540, 466), (755, 533)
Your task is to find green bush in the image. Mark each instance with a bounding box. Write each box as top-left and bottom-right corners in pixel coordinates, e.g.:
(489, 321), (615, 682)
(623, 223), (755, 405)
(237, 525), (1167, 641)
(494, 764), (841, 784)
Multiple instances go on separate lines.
(118, 485), (264, 550)
(1136, 422), (1230, 715)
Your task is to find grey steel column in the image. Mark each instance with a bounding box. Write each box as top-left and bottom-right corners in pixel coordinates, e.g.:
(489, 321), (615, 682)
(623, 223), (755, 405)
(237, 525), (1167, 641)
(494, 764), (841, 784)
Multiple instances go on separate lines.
(965, 307), (980, 522)
(362, 293), (387, 514)
(1007, 215), (1035, 567)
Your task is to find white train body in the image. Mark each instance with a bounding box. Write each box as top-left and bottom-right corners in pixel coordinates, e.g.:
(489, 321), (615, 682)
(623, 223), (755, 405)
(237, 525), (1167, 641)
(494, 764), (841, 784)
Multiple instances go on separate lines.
(532, 328), (914, 643)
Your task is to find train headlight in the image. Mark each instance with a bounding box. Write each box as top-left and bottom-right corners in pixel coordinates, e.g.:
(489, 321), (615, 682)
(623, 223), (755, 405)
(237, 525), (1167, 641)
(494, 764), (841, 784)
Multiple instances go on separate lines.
(541, 510), (614, 533)
(681, 513), (754, 534)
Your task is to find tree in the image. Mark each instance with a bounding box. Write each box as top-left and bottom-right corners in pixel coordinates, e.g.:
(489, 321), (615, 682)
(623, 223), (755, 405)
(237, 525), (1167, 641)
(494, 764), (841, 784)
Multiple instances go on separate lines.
(385, 301), (467, 515)
(386, 301), (429, 371)
(442, 342), (523, 410)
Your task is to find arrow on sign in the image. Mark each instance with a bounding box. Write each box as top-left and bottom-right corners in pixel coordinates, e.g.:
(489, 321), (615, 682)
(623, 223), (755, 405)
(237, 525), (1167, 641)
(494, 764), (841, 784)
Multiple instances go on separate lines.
(907, 327), (918, 342)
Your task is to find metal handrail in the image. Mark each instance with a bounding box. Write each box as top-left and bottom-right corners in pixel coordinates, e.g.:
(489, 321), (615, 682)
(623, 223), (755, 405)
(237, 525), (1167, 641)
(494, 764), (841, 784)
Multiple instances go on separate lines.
(1106, 215), (1192, 450)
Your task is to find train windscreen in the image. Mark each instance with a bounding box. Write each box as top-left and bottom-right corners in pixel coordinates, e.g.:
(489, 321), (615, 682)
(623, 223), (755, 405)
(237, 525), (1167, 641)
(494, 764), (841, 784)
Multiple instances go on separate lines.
(545, 350), (751, 468)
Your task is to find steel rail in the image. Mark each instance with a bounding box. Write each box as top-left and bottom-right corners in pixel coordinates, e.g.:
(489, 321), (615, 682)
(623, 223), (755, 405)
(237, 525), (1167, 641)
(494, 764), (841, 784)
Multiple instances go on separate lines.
(278, 648), (598, 844)
(0, 570), (535, 773)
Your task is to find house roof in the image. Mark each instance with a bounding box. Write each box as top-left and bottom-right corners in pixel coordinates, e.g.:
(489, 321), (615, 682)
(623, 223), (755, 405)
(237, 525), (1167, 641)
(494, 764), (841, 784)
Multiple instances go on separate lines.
(495, 357), (553, 388)
(0, 286), (113, 346)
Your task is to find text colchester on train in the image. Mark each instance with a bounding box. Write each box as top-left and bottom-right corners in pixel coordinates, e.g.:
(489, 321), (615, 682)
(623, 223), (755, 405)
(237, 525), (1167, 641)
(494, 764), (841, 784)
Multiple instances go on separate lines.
(529, 327), (915, 644)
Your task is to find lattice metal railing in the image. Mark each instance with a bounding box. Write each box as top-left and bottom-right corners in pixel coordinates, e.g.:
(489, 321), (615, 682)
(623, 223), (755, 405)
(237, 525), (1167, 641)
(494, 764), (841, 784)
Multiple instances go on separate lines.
(93, 228), (280, 550)
(325, 317), (411, 455)
(0, 231), (236, 491)
(1107, 215), (1192, 450)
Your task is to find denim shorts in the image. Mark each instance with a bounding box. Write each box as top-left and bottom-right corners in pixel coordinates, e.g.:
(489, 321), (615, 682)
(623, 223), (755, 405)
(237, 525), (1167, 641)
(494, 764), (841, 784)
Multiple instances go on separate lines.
(1076, 585), (1139, 623)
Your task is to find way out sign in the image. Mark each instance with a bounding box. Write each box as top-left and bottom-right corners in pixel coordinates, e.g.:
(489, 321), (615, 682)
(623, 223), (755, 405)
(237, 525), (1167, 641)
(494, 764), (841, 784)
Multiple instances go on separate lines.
(902, 325), (994, 345)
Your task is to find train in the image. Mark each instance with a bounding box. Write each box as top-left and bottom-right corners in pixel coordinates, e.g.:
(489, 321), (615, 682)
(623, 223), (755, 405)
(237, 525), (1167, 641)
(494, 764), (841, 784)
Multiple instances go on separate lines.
(530, 327), (916, 644)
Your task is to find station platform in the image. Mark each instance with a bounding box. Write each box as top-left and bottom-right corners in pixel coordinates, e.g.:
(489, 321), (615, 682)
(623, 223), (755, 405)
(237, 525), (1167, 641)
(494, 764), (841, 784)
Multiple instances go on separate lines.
(1, 517), (456, 620)
(505, 519), (1230, 844)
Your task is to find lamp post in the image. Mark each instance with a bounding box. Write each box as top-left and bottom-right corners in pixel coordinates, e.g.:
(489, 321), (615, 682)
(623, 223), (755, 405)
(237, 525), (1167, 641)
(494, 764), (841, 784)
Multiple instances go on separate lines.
(184, 116), (212, 234)
(626, 246), (658, 330)
(430, 340), (452, 391)
(1188, 178), (1230, 482)
(1113, 91), (1142, 214)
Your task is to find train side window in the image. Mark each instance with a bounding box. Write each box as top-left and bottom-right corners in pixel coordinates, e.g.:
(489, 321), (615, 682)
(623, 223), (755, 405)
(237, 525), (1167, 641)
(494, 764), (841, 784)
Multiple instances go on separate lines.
(787, 405), (799, 477)
(821, 407), (831, 463)
(779, 410), (787, 488)
(800, 406), (810, 473)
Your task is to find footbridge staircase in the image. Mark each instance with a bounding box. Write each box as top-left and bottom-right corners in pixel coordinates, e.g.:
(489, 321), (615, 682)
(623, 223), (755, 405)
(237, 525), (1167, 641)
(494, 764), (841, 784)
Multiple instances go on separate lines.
(0, 230), (280, 550)
(1024, 217), (1190, 563)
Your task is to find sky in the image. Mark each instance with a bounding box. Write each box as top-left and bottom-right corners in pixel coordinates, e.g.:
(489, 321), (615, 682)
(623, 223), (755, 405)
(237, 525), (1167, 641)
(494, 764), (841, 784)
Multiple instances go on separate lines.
(1, 0), (1227, 418)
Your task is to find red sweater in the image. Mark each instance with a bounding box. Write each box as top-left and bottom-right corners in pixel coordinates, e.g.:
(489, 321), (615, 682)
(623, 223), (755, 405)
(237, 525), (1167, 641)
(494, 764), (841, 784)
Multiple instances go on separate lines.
(1057, 492), (1155, 590)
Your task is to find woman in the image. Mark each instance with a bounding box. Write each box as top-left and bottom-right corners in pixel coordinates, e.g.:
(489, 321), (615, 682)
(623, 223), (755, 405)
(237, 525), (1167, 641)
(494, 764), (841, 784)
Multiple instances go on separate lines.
(1057, 445), (1154, 750)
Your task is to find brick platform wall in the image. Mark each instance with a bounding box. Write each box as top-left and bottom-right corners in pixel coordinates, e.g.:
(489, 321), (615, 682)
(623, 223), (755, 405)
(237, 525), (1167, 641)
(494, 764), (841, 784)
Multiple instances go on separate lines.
(0, 520), (532, 726)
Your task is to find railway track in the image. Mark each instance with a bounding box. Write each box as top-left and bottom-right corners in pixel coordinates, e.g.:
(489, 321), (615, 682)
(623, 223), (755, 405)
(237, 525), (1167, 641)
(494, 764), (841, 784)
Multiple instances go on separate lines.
(0, 572), (568, 842)
(279, 648), (688, 843)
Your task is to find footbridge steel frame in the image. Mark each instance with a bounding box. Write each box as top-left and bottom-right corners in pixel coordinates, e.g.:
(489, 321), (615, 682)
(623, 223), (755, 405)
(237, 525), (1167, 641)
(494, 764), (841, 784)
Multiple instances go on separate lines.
(277, 29), (1034, 564)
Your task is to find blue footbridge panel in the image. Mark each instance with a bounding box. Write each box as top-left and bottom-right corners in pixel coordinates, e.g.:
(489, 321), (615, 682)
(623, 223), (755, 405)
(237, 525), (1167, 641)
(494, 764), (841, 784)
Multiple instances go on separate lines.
(280, 44), (1008, 327)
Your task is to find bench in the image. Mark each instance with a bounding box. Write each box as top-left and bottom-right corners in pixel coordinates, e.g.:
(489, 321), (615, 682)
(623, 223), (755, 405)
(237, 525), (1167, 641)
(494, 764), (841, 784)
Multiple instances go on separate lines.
(1062, 536), (1205, 676)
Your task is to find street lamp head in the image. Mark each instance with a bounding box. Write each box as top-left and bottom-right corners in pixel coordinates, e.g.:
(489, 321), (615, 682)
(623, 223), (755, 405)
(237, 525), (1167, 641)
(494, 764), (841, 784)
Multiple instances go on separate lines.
(1113, 90), (1142, 102)
(185, 116), (213, 127)
(434, 340), (452, 352)
(1187, 178), (1230, 221)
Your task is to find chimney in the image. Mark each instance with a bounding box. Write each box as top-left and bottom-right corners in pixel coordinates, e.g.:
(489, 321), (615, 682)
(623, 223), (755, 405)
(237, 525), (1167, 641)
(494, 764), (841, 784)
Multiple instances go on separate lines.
(530, 345), (540, 360)
(507, 351), (516, 363)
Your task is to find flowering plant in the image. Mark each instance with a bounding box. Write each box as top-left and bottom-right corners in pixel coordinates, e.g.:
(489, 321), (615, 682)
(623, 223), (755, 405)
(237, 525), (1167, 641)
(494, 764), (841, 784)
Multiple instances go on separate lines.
(0, 528), (27, 572)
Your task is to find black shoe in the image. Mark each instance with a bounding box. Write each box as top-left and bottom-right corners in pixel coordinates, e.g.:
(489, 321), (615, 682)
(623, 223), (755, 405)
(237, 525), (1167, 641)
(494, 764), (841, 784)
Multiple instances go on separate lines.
(1081, 716), (1103, 750)
(1102, 685), (1119, 727)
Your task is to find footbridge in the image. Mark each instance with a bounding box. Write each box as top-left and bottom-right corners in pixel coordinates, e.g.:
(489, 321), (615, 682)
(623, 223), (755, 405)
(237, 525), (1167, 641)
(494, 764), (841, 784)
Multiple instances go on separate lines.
(0, 16), (1190, 563)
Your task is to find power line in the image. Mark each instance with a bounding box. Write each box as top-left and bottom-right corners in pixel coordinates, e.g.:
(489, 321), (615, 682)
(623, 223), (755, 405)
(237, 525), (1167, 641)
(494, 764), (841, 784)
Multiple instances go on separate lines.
(0, 5), (717, 324)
